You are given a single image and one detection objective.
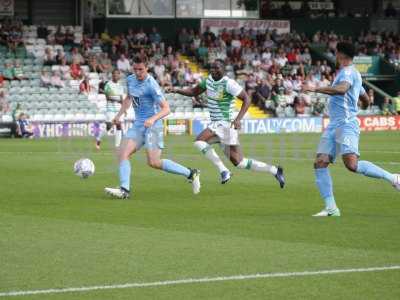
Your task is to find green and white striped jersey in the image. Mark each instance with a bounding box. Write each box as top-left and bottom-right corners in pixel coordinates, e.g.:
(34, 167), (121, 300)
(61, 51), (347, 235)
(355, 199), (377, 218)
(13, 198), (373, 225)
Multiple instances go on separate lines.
(199, 75), (243, 121)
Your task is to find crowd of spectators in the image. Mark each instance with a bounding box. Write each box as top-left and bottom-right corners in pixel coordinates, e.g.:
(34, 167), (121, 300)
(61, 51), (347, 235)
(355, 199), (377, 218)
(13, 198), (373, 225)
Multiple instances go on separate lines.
(0, 17), (399, 126)
(316, 29), (400, 67)
(178, 25), (337, 117)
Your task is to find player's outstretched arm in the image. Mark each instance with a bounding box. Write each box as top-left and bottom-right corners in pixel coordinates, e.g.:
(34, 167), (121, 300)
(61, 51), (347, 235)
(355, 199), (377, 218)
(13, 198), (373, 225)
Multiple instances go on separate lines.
(302, 81), (351, 96)
(144, 100), (170, 128)
(232, 90), (251, 130)
(113, 96), (132, 125)
(165, 84), (205, 97)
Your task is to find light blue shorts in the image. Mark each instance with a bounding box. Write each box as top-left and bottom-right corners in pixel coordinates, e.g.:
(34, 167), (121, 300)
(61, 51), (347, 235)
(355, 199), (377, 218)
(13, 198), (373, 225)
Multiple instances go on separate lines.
(124, 125), (164, 150)
(317, 121), (360, 162)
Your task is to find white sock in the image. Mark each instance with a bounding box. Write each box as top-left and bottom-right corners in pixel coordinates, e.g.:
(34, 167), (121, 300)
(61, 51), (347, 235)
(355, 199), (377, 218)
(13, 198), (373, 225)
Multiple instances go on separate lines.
(115, 129), (122, 147)
(237, 158), (277, 175)
(194, 141), (229, 173)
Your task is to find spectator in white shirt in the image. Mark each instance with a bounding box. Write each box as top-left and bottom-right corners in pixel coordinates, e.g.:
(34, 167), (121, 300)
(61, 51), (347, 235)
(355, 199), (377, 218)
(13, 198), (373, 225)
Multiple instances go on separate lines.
(117, 54), (131, 73)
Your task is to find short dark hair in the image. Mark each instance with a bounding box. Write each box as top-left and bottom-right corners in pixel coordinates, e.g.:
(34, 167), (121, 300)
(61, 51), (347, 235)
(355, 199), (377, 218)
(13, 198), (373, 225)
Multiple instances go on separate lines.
(336, 42), (355, 59)
(133, 55), (148, 65)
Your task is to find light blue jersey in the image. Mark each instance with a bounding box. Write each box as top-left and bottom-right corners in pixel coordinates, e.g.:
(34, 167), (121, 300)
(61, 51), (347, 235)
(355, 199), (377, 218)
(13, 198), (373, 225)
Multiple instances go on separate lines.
(126, 74), (164, 127)
(318, 65), (366, 160)
(125, 74), (165, 150)
(328, 65), (363, 126)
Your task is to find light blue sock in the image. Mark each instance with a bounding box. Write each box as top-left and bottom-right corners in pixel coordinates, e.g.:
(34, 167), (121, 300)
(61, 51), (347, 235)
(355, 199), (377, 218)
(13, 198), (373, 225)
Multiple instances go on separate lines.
(161, 159), (191, 178)
(356, 160), (394, 183)
(119, 160), (131, 191)
(315, 168), (337, 210)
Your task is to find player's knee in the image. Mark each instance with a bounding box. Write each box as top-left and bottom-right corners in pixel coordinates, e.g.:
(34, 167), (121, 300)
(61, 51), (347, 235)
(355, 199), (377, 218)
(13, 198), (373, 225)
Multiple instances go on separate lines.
(106, 122), (112, 131)
(314, 158), (329, 169)
(344, 161), (358, 172)
(147, 159), (161, 169)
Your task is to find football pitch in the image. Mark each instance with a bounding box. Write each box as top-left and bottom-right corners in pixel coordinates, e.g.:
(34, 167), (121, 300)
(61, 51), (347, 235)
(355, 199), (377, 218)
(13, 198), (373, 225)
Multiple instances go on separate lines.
(1, 131), (399, 299)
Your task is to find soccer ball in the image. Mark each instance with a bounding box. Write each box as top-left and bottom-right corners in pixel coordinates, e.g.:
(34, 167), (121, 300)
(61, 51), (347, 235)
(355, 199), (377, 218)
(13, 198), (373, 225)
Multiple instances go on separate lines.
(74, 158), (95, 178)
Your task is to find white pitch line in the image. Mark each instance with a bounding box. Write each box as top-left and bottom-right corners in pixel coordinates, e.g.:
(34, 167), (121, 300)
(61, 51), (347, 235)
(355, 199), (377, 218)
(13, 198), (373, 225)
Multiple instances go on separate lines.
(1, 265), (399, 297)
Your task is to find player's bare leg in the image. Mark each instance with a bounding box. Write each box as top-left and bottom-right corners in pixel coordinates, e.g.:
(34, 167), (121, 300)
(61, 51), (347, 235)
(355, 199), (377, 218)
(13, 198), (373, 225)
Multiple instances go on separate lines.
(224, 145), (285, 188)
(194, 128), (231, 184)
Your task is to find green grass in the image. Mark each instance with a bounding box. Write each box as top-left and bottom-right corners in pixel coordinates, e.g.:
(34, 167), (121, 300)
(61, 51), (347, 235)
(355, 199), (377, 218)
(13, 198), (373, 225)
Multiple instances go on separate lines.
(1, 131), (400, 299)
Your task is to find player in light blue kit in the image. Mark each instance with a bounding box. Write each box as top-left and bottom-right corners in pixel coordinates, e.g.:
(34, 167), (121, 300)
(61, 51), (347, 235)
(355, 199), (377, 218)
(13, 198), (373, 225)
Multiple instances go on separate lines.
(105, 56), (200, 199)
(302, 42), (400, 216)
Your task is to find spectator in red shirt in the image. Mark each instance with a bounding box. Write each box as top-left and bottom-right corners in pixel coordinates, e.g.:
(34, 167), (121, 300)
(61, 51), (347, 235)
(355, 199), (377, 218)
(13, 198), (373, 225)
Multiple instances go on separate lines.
(70, 59), (82, 80)
(287, 48), (297, 64)
(79, 76), (93, 95)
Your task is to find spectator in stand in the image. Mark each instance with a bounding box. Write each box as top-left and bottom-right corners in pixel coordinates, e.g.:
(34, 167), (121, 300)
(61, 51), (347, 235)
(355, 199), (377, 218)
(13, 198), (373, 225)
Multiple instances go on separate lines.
(80, 33), (92, 51)
(54, 25), (65, 45)
(79, 76), (93, 95)
(13, 61), (25, 80)
(183, 67), (196, 85)
(162, 70), (172, 87)
(50, 71), (65, 89)
(253, 78), (271, 109)
(282, 87), (297, 106)
(37, 22), (49, 39)
(0, 91), (10, 114)
(69, 47), (84, 65)
(300, 47), (312, 65)
(43, 47), (56, 66)
(64, 28), (75, 46)
(54, 49), (65, 65)
(100, 28), (112, 47)
(3, 63), (14, 81)
(367, 89), (375, 108)
(88, 55), (104, 73)
(116, 53), (131, 73)
(70, 59), (83, 80)
(17, 113), (34, 138)
(192, 32), (201, 48)
(108, 45), (120, 66)
(135, 28), (147, 43)
(382, 97), (397, 115)
(153, 58), (165, 82)
(40, 70), (51, 87)
(149, 26), (162, 46)
(178, 28), (191, 52)
(59, 58), (71, 80)
(245, 73), (258, 100)
(293, 96), (308, 116)
(312, 98), (326, 116)
(99, 52), (113, 74)
(231, 34), (242, 50)
(202, 26), (216, 43)
(275, 50), (288, 67)
(196, 41), (208, 65)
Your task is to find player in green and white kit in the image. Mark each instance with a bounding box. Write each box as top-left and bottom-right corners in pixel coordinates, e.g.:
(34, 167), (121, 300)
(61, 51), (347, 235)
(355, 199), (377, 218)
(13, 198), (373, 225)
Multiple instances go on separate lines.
(96, 69), (125, 149)
(166, 60), (285, 187)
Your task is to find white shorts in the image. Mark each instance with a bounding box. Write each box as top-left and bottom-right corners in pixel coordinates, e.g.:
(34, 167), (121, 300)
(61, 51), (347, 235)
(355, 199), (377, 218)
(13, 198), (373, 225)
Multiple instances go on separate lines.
(105, 102), (121, 123)
(207, 120), (239, 145)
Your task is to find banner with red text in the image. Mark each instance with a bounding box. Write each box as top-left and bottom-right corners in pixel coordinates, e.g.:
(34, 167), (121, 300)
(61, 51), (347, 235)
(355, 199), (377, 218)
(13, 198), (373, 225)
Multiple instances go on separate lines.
(323, 116), (400, 132)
